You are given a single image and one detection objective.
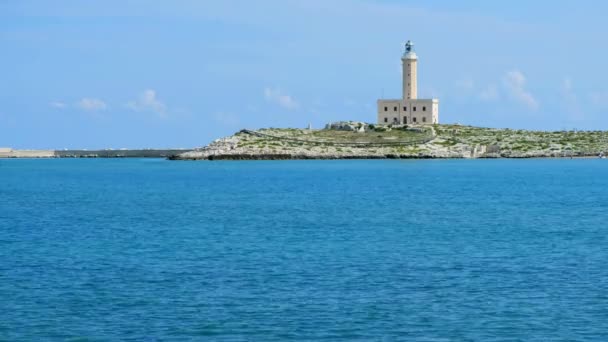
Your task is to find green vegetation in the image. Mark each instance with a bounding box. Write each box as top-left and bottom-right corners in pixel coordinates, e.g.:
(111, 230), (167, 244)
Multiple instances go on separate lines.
(435, 124), (608, 154)
(306, 126), (432, 144)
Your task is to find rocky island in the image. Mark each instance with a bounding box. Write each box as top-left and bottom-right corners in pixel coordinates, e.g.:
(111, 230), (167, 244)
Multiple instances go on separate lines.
(171, 122), (608, 160)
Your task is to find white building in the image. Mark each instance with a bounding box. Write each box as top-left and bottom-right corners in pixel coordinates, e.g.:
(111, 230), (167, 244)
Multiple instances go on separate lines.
(377, 41), (439, 125)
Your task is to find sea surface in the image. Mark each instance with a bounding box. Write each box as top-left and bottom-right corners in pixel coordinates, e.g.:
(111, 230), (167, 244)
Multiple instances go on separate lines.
(1, 159), (608, 340)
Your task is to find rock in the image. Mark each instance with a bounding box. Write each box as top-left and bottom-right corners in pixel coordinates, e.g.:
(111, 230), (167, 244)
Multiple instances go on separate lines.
(325, 121), (368, 132)
(169, 125), (608, 160)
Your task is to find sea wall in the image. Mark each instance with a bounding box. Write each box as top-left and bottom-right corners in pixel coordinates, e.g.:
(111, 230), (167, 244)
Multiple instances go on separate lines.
(0, 149), (55, 158)
(54, 149), (191, 158)
(0, 149), (192, 158)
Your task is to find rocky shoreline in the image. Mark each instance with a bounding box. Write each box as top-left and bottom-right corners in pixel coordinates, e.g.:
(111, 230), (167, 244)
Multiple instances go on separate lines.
(171, 124), (608, 160)
(172, 151), (601, 161)
(171, 153), (441, 160)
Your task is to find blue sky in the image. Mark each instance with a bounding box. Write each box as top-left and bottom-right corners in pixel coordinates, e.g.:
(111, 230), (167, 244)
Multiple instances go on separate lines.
(2, 0), (608, 148)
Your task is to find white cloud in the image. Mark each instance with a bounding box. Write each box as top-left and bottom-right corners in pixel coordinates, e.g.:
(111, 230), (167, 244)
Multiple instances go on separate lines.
(560, 78), (583, 121)
(76, 98), (107, 111)
(213, 112), (240, 126)
(479, 85), (499, 101)
(589, 91), (608, 108)
(562, 78), (573, 93)
(503, 70), (539, 110)
(455, 77), (474, 90)
(127, 89), (167, 117)
(264, 87), (299, 110)
(50, 101), (66, 109)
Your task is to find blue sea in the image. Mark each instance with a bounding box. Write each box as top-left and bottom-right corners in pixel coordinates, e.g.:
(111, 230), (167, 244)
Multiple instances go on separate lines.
(1, 159), (608, 340)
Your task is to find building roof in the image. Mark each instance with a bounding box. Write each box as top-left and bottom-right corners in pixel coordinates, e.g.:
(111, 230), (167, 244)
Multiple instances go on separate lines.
(378, 98), (439, 102)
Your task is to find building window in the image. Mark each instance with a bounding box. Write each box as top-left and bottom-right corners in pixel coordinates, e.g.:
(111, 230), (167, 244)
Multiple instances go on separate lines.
(413, 117), (417, 122)
(394, 106), (397, 112)
(384, 106), (387, 112)
(422, 117), (426, 123)
(384, 117), (388, 123)
(393, 117), (398, 123)
(403, 117), (407, 124)
(403, 106), (406, 111)
(413, 106), (416, 111)
(423, 106), (426, 111)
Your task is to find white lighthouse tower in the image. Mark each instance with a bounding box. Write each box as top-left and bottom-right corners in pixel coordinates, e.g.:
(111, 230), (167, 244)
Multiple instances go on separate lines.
(402, 40), (417, 100)
(377, 40), (439, 125)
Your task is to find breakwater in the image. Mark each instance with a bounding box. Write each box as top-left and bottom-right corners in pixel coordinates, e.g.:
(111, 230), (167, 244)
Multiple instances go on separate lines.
(0, 149), (192, 158)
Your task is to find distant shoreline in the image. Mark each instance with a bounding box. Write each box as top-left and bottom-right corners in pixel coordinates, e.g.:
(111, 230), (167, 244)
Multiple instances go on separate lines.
(0, 149), (193, 159)
(5, 123), (608, 161)
(0, 152), (603, 160)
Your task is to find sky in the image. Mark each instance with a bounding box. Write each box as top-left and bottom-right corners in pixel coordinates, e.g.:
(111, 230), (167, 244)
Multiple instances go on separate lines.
(2, 0), (608, 149)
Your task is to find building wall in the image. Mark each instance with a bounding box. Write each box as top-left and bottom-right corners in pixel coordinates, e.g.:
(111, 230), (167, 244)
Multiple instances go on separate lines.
(407, 99), (437, 124)
(402, 58), (417, 100)
(377, 99), (402, 124)
(378, 99), (438, 125)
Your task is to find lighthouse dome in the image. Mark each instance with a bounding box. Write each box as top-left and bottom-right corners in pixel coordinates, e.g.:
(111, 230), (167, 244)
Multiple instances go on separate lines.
(402, 40), (418, 60)
(403, 51), (418, 60)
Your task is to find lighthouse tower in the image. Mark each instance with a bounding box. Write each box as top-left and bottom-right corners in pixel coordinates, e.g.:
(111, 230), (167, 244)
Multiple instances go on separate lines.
(402, 40), (417, 100)
(376, 40), (439, 125)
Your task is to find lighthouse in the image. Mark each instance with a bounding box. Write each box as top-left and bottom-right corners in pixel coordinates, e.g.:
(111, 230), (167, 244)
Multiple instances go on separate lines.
(402, 40), (417, 100)
(377, 41), (439, 125)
